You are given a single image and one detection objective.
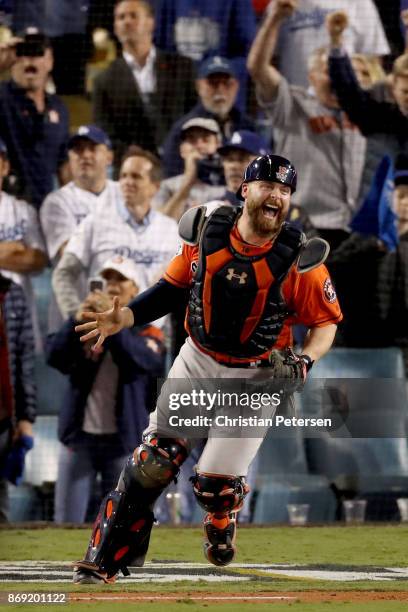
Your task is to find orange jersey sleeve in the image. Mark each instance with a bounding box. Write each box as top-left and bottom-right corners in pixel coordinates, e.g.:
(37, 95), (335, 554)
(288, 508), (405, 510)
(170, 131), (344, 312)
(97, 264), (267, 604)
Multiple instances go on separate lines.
(163, 243), (199, 288)
(282, 264), (343, 327)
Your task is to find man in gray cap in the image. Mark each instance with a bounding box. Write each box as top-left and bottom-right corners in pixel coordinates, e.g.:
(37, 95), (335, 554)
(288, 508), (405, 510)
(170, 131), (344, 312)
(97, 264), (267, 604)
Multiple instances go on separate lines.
(153, 117), (225, 221)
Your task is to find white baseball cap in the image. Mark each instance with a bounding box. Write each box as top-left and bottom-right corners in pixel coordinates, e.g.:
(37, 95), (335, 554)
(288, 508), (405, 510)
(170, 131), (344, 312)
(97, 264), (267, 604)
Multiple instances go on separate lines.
(99, 255), (144, 290)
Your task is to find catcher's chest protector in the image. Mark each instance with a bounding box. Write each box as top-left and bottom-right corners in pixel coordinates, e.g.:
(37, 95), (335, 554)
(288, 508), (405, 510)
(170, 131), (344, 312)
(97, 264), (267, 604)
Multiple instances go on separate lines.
(187, 206), (304, 357)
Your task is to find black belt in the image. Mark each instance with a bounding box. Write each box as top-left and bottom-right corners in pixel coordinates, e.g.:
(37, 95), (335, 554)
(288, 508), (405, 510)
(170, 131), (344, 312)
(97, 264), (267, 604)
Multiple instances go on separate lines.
(216, 359), (271, 369)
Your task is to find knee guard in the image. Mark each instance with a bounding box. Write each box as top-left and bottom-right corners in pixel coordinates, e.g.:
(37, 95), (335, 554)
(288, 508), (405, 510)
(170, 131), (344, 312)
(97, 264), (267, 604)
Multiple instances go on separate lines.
(191, 472), (249, 567)
(119, 433), (189, 496)
(75, 435), (188, 580)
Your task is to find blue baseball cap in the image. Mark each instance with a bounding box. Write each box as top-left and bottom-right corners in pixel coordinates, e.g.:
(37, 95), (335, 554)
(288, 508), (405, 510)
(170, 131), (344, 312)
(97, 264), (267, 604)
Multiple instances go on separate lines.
(0, 137), (8, 157)
(218, 130), (271, 157)
(68, 125), (112, 150)
(16, 27), (51, 49)
(198, 56), (237, 79)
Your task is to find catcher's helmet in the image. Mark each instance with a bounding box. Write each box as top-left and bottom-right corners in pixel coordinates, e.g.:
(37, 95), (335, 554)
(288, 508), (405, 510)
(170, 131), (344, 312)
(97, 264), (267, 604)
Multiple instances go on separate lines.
(236, 154), (297, 200)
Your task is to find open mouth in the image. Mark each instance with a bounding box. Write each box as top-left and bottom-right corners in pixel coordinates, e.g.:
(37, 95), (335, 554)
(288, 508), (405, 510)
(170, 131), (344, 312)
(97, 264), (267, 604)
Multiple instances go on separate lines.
(24, 67), (38, 75)
(262, 203), (280, 219)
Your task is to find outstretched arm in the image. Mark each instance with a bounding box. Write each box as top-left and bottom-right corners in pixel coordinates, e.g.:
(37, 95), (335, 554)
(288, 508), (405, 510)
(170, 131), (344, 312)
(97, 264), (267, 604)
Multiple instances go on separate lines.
(75, 296), (134, 350)
(247, 0), (297, 101)
(327, 10), (391, 134)
(75, 278), (189, 349)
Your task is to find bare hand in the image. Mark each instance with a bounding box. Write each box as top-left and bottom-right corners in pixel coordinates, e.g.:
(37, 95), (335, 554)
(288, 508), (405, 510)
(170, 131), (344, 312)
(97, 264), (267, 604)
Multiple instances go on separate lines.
(326, 11), (349, 44)
(182, 146), (202, 184)
(75, 296), (127, 350)
(402, 9), (408, 29)
(272, 0), (298, 21)
(0, 37), (21, 73)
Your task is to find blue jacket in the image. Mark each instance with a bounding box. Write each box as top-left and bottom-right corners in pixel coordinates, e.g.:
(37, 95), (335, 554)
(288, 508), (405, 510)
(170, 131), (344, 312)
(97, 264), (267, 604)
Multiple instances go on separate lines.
(162, 101), (256, 177)
(45, 318), (165, 452)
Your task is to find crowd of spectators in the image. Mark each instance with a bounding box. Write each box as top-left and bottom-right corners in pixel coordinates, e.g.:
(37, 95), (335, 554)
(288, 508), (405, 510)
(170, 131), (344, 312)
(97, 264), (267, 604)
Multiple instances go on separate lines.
(0, 0), (407, 523)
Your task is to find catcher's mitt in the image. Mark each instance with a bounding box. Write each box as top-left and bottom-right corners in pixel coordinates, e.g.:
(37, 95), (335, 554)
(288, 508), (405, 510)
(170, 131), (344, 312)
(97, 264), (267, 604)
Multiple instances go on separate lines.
(268, 348), (313, 392)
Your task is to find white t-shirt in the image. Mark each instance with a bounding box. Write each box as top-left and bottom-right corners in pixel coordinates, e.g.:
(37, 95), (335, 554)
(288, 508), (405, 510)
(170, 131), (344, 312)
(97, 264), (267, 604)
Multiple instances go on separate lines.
(0, 191), (46, 351)
(40, 180), (121, 332)
(270, 0), (390, 88)
(65, 201), (180, 294)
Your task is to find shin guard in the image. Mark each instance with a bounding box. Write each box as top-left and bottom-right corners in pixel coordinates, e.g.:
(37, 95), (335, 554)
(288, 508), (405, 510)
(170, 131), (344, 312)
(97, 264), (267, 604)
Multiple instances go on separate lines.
(74, 435), (188, 580)
(191, 472), (249, 567)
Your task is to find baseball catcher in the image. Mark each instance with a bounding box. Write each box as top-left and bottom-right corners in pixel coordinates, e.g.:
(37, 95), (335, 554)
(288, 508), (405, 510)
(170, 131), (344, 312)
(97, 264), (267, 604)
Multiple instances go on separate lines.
(73, 154), (342, 583)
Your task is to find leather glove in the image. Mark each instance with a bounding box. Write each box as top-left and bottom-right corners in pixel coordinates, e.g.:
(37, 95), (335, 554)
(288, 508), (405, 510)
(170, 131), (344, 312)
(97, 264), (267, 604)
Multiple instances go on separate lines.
(268, 348), (313, 392)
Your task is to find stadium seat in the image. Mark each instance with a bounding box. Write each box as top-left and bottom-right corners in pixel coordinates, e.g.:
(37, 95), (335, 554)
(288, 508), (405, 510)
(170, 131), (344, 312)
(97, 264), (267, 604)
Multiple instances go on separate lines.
(257, 403), (309, 476)
(35, 355), (68, 416)
(8, 483), (42, 522)
(305, 347), (408, 481)
(24, 416), (59, 487)
(253, 474), (337, 524)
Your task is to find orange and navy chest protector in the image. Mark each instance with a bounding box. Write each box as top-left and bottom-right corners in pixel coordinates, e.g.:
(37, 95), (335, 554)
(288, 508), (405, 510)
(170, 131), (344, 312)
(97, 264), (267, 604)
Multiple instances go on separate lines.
(186, 206), (305, 358)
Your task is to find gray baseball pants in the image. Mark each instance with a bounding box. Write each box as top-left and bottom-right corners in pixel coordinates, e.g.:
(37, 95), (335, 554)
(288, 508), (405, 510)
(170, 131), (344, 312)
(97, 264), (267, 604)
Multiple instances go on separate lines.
(144, 338), (280, 476)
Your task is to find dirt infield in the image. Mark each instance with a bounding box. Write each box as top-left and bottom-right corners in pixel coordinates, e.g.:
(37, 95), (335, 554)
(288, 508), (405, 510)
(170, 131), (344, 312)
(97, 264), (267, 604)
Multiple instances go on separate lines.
(69, 590), (408, 603)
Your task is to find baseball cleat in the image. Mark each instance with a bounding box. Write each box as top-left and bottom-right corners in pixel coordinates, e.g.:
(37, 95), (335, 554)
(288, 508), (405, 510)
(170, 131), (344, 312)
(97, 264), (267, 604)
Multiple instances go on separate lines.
(73, 570), (105, 584)
(203, 512), (237, 567)
(72, 561), (117, 584)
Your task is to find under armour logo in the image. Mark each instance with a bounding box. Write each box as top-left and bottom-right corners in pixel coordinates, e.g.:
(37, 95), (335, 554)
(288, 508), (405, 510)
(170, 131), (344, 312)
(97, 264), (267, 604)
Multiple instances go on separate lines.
(226, 268), (247, 284)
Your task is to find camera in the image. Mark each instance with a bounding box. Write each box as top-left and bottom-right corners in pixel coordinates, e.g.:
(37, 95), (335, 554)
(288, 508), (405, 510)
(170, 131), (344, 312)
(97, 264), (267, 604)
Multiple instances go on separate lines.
(88, 278), (105, 293)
